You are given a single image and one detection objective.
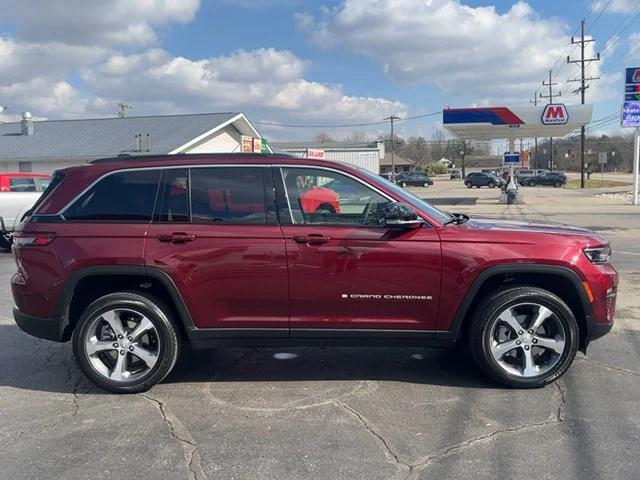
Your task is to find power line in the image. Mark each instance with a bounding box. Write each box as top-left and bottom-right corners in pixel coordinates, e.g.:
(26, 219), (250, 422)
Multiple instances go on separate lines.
(253, 111), (441, 129)
(384, 115), (401, 177)
(540, 70), (562, 170)
(567, 18), (600, 188)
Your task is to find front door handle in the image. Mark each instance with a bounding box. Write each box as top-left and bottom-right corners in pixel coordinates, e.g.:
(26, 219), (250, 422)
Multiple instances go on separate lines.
(158, 232), (197, 244)
(293, 234), (331, 245)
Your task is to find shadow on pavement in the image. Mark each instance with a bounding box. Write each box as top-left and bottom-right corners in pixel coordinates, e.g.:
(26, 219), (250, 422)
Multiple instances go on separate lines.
(0, 323), (498, 393)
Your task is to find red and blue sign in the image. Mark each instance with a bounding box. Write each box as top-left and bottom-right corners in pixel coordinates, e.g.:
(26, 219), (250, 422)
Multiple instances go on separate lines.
(541, 104), (569, 125)
(503, 153), (520, 164)
(622, 68), (640, 128)
(443, 107), (524, 125)
(625, 67), (640, 84)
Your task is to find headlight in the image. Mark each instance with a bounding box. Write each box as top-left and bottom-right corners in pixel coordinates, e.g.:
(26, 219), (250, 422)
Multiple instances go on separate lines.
(584, 246), (612, 264)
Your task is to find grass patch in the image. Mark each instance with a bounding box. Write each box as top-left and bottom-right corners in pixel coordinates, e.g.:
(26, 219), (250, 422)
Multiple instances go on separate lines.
(565, 179), (631, 189)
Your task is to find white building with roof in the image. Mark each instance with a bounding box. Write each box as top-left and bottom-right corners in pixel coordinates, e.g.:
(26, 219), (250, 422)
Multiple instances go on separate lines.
(0, 112), (268, 174)
(271, 141), (385, 174)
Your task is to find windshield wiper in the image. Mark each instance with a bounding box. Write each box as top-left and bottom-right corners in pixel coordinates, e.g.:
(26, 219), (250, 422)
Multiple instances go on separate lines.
(444, 213), (470, 226)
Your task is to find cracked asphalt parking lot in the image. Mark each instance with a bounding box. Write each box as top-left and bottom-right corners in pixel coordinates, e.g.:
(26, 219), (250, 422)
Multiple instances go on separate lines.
(1, 189), (640, 480)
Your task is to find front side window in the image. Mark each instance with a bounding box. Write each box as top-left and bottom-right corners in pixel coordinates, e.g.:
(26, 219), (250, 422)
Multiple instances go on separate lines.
(281, 167), (390, 226)
(190, 167), (269, 224)
(64, 169), (160, 221)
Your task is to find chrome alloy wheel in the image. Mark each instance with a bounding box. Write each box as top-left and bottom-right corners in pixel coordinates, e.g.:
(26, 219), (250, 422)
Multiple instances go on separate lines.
(489, 303), (567, 378)
(84, 308), (160, 382)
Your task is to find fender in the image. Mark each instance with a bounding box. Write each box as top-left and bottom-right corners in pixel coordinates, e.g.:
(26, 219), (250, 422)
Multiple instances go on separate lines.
(55, 265), (194, 340)
(436, 264), (594, 342)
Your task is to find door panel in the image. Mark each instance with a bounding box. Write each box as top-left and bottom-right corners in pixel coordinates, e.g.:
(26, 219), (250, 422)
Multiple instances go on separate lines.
(145, 224), (288, 329)
(282, 225), (441, 330)
(277, 166), (441, 332)
(144, 166), (288, 331)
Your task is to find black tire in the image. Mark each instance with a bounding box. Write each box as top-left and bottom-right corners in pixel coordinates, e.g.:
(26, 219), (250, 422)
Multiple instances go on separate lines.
(316, 203), (336, 215)
(401, 182), (408, 188)
(0, 234), (12, 251)
(554, 181), (562, 188)
(468, 286), (579, 388)
(488, 182), (496, 189)
(423, 182), (429, 188)
(465, 182), (472, 188)
(528, 181), (536, 187)
(72, 292), (181, 394)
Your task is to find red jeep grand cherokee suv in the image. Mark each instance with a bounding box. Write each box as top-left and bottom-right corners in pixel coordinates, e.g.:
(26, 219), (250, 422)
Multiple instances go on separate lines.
(11, 154), (617, 393)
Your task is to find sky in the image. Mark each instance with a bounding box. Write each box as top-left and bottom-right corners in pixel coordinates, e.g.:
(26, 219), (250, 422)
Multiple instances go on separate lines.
(0, 0), (638, 142)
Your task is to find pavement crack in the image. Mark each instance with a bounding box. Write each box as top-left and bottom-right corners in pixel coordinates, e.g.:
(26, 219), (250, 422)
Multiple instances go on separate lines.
(64, 362), (81, 416)
(335, 402), (411, 479)
(579, 356), (640, 377)
(140, 393), (206, 480)
(404, 382), (566, 479)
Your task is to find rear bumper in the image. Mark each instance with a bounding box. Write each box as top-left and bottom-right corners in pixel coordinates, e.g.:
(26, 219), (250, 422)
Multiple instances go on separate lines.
(13, 306), (66, 342)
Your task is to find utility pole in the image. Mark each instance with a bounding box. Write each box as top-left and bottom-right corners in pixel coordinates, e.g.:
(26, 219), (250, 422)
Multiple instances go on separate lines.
(540, 70), (561, 171)
(117, 102), (132, 118)
(384, 115), (401, 181)
(568, 18), (600, 188)
(529, 93), (538, 169)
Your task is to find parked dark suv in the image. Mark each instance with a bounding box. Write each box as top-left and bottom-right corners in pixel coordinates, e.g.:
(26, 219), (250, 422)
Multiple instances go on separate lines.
(464, 172), (503, 189)
(524, 172), (567, 188)
(12, 154), (617, 393)
(396, 172), (433, 188)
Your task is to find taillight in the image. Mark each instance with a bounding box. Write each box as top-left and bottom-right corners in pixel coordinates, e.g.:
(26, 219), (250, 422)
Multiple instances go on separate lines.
(13, 233), (56, 246)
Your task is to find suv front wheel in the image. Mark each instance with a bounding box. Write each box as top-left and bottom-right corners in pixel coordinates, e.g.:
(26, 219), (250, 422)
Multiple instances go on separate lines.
(469, 286), (578, 388)
(72, 292), (180, 393)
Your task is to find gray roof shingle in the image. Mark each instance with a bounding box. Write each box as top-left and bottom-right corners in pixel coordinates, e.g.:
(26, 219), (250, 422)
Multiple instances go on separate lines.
(0, 112), (240, 160)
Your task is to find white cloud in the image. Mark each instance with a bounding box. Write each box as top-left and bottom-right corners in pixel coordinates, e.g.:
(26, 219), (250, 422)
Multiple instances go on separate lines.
(305, 0), (571, 103)
(82, 47), (406, 126)
(591, 0), (638, 14)
(0, 0), (200, 47)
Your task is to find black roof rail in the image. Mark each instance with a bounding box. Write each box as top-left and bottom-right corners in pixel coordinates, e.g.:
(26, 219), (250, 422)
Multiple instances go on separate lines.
(88, 152), (279, 165)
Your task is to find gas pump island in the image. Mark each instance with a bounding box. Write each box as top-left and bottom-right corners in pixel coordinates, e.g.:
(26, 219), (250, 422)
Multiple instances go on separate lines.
(443, 104), (593, 204)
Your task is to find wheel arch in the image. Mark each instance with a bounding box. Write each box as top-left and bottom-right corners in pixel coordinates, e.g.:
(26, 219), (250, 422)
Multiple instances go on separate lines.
(440, 264), (593, 351)
(55, 266), (194, 341)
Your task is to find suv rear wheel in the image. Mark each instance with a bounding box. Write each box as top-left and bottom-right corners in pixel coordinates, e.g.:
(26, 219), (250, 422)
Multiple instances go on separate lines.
(469, 286), (578, 388)
(72, 292), (180, 393)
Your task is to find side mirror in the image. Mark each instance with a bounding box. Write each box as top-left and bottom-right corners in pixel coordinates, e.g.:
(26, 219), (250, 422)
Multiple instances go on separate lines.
(383, 202), (424, 229)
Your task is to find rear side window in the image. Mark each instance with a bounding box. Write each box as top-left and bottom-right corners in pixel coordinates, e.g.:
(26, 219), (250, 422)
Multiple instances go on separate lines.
(10, 177), (37, 192)
(155, 169), (190, 223)
(190, 167), (268, 224)
(64, 170), (160, 222)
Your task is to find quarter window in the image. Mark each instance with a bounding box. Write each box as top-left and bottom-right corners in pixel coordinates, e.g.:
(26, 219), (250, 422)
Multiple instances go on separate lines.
(280, 167), (390, 226)
(64, 170), (160, 221)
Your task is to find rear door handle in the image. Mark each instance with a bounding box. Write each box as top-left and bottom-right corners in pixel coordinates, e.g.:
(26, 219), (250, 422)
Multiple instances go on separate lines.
(158, 232), (197, 244)
(293, 234), (331, 245)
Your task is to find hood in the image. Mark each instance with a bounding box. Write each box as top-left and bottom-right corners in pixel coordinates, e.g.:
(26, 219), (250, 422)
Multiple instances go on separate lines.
(464, 216), (608, 242)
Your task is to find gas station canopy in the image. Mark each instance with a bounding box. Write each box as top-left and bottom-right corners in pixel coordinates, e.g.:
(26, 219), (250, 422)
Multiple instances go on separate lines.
(443, 105), (593, 140)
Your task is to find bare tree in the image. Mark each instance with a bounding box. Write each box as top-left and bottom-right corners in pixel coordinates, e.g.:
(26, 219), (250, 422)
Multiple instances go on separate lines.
(344, 131), (370, 144)
(313, 132), (336, 144)
(400, 137), (430, 168)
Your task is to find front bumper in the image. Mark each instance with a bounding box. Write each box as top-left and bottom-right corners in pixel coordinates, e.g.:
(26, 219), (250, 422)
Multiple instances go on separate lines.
(13, 306), (66, 342)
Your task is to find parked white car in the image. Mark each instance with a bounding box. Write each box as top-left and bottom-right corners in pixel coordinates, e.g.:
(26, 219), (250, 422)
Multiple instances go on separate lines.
(0, 192), (42, 249)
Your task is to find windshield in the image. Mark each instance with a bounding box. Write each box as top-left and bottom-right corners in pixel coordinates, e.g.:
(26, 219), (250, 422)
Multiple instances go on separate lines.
(359, 169), (451, 223)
